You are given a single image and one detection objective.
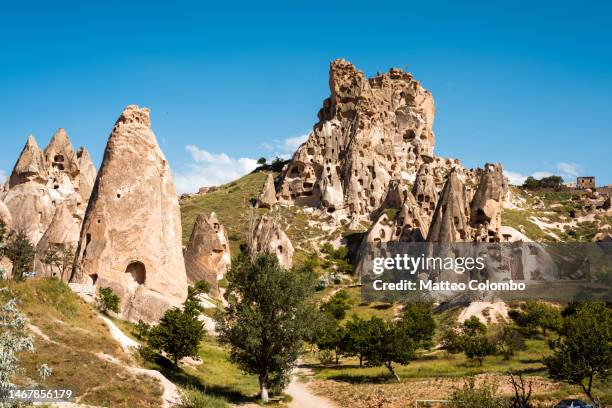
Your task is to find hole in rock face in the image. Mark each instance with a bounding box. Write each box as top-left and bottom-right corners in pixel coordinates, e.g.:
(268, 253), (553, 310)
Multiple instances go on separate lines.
(54, 154), (65, 162)
(125, 261), (146, 290)
(89, 274), (98, 285)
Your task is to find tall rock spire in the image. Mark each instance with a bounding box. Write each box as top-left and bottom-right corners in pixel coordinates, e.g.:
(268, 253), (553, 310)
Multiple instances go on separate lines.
(76, 147), (97, 201)
(71, 105), (188, 323)
(428, 170), (471, 243)
(9, 135), (47, 188)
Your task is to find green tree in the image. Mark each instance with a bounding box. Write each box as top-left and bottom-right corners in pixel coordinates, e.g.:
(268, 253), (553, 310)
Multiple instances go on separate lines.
(399, 302), (436, 349)
(342, 315), (371, 367)
(42, 244), (75, 281)
(217, 253), (315, 402)
(362, 317), (416, 382)
(5, 231), (35, 281)
(148, 287), (205, 368)
(314, 314), (345, 364)
(540, 175), (564, 190)
(320, 289), (351, 320)
(257, 157), (267, 165)
(522, 176), (540, 190)
(517, 301), (561, 335)
(97, 287), (120, 314)
(544, 302), (612, 407)
(461, 317), (496, 366)
(495, 325), (526, 360)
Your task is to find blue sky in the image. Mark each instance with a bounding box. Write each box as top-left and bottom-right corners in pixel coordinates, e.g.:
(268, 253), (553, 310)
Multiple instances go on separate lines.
(0, 1), (610, 192)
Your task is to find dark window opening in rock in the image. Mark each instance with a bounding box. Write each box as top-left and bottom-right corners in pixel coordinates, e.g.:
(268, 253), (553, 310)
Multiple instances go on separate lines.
(418, 194), (424, 202)
(54, 184), (59, 189)
(303, 182), (313, 189)
(307, 148), (315, 155)
(54, 154), (65, 162)
(125, 261), (146, 285)
(53, 163), (65, 171)
(290, 167), (299, 177)
(97, 219), (101, 224)
(89, 274), (98, 285)
(477, 209), (485, 217)
(278, 245), (283, 254)
(116, 193), (121, 198)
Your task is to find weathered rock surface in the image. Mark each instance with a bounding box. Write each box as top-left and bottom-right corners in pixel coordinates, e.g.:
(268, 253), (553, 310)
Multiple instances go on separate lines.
(469, 163), (506, 242)
(3, 131), (94, 246)
(0, 200), (12, 230)
(9, 135), (48, 188)
(34, 203), (80, 282)
(76, 147), (97, 202)
(250, 215), (294, 268)
(257, 173), (277, 208)
(184, 213), (231, 296)
(428, 170), (471, 243)
(278, 59), (436, 217)
(71, 105), (188, 323)
(3, 182), (56, 245)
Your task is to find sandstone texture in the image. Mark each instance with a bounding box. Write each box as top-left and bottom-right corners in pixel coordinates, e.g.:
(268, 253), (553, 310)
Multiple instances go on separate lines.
(0, 200), (12, 230)
(278, 59), (437, 217)
(2, 130), (96, 247)
(257, 173), (277, 208)
(71, 105), (188, 323)
(184, 212), (231, 296)
(34, 202), (80, 282)
(250, 215), (294, 268)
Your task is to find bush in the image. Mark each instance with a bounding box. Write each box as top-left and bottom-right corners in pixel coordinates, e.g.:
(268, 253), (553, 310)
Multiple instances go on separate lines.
(449, 377), (507, 408)
(97, 287), (120, 314)
(177, 386), (229, 408)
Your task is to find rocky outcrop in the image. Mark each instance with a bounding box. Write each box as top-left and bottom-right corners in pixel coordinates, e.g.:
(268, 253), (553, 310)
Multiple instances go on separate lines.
(76, 147), (97, 202)
(469, 163), (506, 242)
(71, 105), (188, 323)
(427, 170), (471, 243)
(3, 130), (94, 246)
(34, 203), (80, 282)
(45, 128), (81, 190)
(411, 163), (440, 231)
(9, 135), (48, 189)
(278, 59), (436, 217)
(3, 182), (56, 245)
(257, 173), (277, 208)
(0, 200), (12, 230)
(184, 213), (231, 296)
(250, 216), (294, 268)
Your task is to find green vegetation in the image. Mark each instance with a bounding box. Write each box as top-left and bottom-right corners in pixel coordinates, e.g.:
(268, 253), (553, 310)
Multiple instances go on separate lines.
(217, 253), (316, 402)
(3, 230), (36, 280)
(544, 302), (612, 406)
(522, 175), (564, 190)
(502, 208), (549, 241)
(97, 286), (120, 314)
(448, 377), (507, 408)
(0, 278), (164, 407)
(180, 172), (271, 252)
(41, 243), (75, 282)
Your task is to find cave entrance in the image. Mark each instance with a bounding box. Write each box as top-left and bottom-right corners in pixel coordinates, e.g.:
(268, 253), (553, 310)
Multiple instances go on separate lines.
(125, 261), (146, 290)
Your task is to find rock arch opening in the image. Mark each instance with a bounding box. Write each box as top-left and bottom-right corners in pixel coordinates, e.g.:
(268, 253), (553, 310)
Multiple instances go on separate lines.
(125, 261), (146, 290)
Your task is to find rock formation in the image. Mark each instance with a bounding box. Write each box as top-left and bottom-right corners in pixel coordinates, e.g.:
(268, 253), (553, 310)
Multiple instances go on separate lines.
(34, 202), (80, 282)
(469, 163), (506, 242)
(9, 135), (48, 189)
(76, 147), (97, 201)
(71, 105), (188, 323)
(428, 170), (471, 243)
(2, 130), (96, 246)
(184, 213), (231, 296)
(250, 215), (294, 268)
(0, 200), (12, 230)
(257, 173), (277, 208)
(278, 59), (436, 217)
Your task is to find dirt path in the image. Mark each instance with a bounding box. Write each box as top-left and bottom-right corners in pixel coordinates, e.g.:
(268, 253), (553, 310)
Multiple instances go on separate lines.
(286, 364), (337, 408)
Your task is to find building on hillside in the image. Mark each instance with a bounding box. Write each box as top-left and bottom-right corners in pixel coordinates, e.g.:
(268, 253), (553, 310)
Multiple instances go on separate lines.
(577, 176), (595, 190)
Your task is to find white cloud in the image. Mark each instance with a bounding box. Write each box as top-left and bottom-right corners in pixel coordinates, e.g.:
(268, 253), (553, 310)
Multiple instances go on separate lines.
(261, 133), (309, 160)
(556, 162), (581, 178)
(505, 162), (584, 186)
(174, 146), (258, 194)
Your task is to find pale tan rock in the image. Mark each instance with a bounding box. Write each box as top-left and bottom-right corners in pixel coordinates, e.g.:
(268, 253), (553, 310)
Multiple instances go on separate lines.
(71, 105), (188, 323)
(412, 163), (439, 231)
(184, 213), (231, 296)
(278, 59), (436, 217)
(0, 200), (12, 231)
(469, 163), (506, 242)
(250, 215), (294, 268)
(9, 135), (48, 188)
(76, 147), (97, 202)
(257, 173), (277, 208)
(428, 170), (471, 242)
(0, 257), (12, 280)
(34, 203), (80, 282)
(45, 128), (81, 190)
(3, 182), (55, 245)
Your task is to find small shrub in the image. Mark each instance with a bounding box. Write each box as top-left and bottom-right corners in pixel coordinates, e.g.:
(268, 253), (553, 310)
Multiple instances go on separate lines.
(97, 287), (120, 314)
(449, 377), (507, 408)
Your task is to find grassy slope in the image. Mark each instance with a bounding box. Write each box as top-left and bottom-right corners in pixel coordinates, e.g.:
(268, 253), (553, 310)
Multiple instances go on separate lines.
(1, 278), (163, 407)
